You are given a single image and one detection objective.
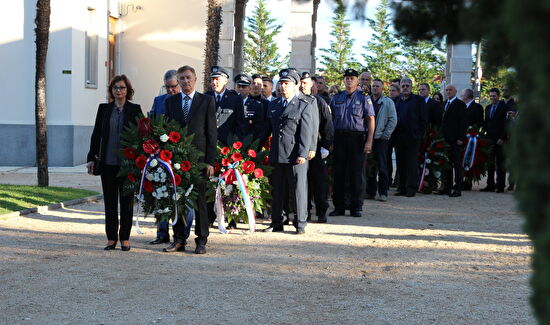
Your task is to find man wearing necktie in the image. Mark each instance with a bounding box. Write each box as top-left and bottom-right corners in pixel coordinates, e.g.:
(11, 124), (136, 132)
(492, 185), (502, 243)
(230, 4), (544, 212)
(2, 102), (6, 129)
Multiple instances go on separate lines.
(437, 85), (467, 197)
(163, 65), (217, 254)
(204, 66), (244, 146)
(263, 69), (314, 234)
(481, 88), (508, 193)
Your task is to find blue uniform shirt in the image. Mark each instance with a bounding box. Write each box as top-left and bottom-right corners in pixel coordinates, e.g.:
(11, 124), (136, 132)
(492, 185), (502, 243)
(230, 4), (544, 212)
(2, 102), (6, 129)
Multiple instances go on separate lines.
(330, 89), (375, 131)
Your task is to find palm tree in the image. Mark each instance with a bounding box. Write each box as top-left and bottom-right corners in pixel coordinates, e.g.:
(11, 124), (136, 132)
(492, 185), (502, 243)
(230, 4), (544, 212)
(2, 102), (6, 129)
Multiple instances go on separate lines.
(203, 0), (223, 91)
(35, 0), (51, 186)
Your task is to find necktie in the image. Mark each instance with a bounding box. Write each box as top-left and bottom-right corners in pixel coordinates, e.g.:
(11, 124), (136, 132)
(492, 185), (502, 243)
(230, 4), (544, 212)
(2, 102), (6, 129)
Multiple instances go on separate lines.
(183, 95), (190, 122)
(444, 100), (450, 112)
(283, 99), (288, 108)
(216, 94), (221, 105)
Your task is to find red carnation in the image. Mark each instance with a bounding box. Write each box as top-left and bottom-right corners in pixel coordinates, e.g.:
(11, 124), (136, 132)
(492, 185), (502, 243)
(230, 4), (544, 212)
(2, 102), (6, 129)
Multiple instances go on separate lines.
(143, 139), (160, 155)
(247, 149), (257, 158)
(213, 162), (221, 173)
(226, 170), (236, 185)
(159, 149), (173, 162)
(169, 131), (181, 143)
(428, 148), (436, 155)
(231, 152), (243, 162)
(181, 160), (191, 172)
(143, 180), (153, 192)
(232, 141), (243, 150)
(263, 155), (269, 165)
(220, 147), (230, 155)
(242, 160), (255, 174)
(127, 173), (136, 182)
(222, 158), (231, 166)
(254, 168), (264, 178)
(435, 142), (444, 149)
(173, 174), (182, 186)
(135, 155), (147, 169)
(138, 118), (153, 137)
(124, 147), (136, 159)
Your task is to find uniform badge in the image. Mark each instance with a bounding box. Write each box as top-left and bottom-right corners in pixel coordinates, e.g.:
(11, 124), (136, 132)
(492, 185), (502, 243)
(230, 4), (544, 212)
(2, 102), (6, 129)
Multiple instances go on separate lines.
(212, 67), (218, 72)
(355, 101), (361, 105)
(281, 71), (288, 77)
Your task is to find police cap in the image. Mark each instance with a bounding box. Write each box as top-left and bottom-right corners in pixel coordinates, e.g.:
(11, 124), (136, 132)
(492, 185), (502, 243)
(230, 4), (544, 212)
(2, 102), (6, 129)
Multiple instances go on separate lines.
(343, 68), (359, 77)
(278, 69), (300, 84)
(234, 73), (252, 86)
(300, 71), (312, 80)
(210, 65), (229, 79)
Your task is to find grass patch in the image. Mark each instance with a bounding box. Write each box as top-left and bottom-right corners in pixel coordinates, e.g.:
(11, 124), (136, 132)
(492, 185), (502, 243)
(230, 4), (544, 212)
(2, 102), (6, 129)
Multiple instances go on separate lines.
(0, 184), (99, 214)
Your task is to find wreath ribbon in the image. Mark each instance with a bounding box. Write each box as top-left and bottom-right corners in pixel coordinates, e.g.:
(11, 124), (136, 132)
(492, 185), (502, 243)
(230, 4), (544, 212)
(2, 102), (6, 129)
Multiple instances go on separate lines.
(462, 134), (479, 171)
(418, 151), (428, 192)
(214, 161), (256, 234)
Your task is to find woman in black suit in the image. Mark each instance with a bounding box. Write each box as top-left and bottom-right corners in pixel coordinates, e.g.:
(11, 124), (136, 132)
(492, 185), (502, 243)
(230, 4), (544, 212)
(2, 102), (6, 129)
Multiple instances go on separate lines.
(86, 75), (143, 251)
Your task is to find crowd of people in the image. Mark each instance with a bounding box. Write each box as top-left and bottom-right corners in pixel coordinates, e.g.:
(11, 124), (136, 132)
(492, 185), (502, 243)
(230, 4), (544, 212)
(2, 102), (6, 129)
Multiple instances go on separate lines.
(87, 64), (516, 254)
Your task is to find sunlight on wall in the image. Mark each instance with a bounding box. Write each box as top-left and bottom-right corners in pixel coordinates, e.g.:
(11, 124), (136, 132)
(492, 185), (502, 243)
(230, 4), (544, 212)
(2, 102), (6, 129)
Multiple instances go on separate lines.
(0, 1), (24, 44)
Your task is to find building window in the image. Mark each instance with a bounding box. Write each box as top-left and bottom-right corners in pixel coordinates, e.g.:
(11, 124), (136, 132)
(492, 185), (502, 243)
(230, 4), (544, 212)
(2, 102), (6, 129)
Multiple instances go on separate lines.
(85, 7), (98, 88)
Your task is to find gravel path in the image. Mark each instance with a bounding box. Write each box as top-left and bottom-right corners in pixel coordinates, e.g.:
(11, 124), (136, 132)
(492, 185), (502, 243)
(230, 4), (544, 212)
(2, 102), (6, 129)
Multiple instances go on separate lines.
(0, 177), (533, 324)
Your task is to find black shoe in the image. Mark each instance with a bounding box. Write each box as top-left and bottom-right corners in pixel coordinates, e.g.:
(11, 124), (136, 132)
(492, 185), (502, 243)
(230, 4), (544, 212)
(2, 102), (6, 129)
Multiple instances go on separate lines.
(436, 189), (451, 195)
(104, 242), (117, 250)
(121, 246), (131, 251)
(449, 191), (462, 197)
(262, 225), (284, 232)
(394, 191), (406, 196)
(481, 186), (495, 192)
(317, 216), (327, 223)
(163, 242), (185, 253)
(351, 211), (362, 218)
(149, 238), (169, 245)
(295, 228), (305, 235)
(226, 220), (237, 230)
(405, 191), (416, 197)
(495, 188), (505, 193)
(195, 244), (206, 254)
(365, 194), (376, 200)
(329, 210), (345, 216)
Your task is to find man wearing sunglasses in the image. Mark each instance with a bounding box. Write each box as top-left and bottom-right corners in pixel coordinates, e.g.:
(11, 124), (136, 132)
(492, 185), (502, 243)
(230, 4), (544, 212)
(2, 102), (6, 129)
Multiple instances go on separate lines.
(150, 69), (181, 117)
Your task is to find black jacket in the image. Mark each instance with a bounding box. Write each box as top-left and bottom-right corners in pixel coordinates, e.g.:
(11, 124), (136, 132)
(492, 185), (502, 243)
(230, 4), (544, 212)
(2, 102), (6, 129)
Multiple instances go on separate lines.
(441, 98), (467, 143)
(164, 92), (218, 165)
(205, 89), (244, 145)
(484, 100), (508, 141)
(426, 97), (443, 127)
(313, 94), (334, 150)
(87, 101), (143, 163)
(238, 95), (270, 146)
(465, 101), (484, 130)
(394, 94), (428, 140)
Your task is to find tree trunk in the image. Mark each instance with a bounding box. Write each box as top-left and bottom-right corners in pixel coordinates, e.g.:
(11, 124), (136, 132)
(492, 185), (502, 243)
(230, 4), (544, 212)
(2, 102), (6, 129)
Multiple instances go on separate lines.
(233, 0), (247, 76)
(203, 0), (223, 91)
(35, 0), (51, 186)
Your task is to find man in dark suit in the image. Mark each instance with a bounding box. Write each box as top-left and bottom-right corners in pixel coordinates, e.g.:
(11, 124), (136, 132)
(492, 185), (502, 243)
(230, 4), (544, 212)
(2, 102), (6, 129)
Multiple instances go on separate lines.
(394, 78), (428, 197)
(437, 85), (467, 197)
(204, 66), (244, 146)
(481, 88), (508, 193)
(163, 65), (217, 254)
(460, 88), (484, 131)
(263, 69), (314, 234)
(418, 82), (443, 127)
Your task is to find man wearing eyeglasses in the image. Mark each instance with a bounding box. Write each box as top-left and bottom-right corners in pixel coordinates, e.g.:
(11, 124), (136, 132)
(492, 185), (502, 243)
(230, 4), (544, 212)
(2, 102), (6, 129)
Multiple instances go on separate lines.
(150, 70), (181, 117)
(394, 77), (428, 197)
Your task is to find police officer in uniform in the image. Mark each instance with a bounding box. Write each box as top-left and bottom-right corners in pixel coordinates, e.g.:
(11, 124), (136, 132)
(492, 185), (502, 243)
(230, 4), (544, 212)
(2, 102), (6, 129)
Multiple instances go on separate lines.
(238, 74), (270, 147)
(329, 69), (375, 218)
(299, 71), (334, 223)
(205, 66), (244, 145)
(263, 69), (314, 234)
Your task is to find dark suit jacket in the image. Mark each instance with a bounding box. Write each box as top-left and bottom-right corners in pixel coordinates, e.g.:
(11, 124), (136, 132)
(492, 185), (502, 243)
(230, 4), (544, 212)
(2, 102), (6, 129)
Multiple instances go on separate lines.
(441, 98), (467, 143)
(484, 100), (508, 141)
(87, 101), (143, 163)
(313, 94), (334, 150)
(238, 95), (270, 146)
(394, 94), (428, 140)
(465, 101), (484, 130)
(268, 96), (314, 164)
(205, 89), (244, 145)
(426, 98), (443, 127)
(164, 92), (217, 165)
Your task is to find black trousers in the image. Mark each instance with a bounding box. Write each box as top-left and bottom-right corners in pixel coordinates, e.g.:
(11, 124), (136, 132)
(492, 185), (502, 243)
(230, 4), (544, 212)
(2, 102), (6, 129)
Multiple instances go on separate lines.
(271, 162), (309, 229)
(443, 142), (464, 192)
(173, 181), (208, 245)
(307, 152), (329, 217)
(487, 143), (506, 190)
(333, 132), (366, 211)
(366, 139), (389, 196)
(395, 135), (420, 194)
(100, 165), (133, 241)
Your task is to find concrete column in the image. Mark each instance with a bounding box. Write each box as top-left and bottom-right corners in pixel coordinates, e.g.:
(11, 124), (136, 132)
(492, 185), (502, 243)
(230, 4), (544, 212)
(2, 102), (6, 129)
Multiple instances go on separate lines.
(289, 0), (314, 74)
(219, 0), (236, 86)
(233, 0), (247, 80)
(446, 42), (473, 96)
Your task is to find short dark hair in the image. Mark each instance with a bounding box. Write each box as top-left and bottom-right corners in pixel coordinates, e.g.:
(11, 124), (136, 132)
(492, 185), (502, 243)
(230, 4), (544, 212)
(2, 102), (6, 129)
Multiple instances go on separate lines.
(373, 78), (383, 83)
(251, 73), (262, 80)
(419, 82), (430, 90)
(261, 76), (273, 84)
(489, 87), (500, 95)
(108, 74), (134, 101)
(176, 65), (196, 76)
(391, 78), (401, 84)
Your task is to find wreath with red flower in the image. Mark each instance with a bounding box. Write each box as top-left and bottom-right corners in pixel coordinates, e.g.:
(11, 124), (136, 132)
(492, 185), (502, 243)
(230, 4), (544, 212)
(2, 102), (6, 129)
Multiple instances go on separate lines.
(418, 126), (452, 194)
(119, 115), (204, 223)
(207, 135), (272, 225)
(462, 128), (492, 184)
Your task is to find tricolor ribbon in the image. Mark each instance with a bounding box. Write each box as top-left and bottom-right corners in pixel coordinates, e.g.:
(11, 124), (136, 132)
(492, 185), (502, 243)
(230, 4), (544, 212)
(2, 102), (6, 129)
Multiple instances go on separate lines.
(418, 151), (428, 192)
(214, 162), (256, 234)
(462, 134), (479, 171)
(134, 154), (181, 234)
